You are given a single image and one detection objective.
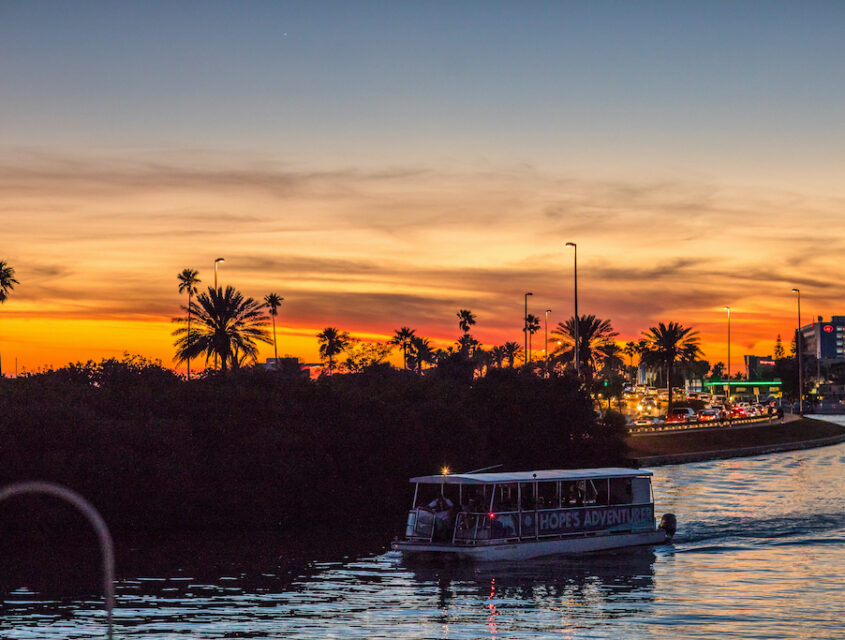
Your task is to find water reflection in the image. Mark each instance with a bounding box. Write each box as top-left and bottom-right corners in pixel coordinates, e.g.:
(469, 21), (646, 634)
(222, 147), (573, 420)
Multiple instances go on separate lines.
(401, 548), (656, 638)
(2, 440), (844, 639)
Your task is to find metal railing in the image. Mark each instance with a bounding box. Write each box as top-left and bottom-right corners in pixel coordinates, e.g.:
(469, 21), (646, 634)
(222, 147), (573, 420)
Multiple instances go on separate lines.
(0, 481), (115, 639)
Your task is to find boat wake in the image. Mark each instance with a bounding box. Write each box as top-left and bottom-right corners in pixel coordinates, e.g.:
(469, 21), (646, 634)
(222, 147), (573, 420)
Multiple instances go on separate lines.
(673, 511), (845, 547)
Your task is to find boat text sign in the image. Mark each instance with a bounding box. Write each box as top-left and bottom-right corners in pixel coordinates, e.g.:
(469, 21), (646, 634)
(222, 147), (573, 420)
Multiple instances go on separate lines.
(521, 504), (654, 535)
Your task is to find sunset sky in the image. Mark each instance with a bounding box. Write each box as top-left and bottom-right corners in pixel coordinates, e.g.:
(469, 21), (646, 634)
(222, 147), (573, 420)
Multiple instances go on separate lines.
(2, 1), (844, 374)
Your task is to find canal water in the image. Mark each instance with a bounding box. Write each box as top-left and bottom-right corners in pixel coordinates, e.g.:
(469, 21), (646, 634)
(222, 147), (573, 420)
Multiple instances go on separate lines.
(3, 418), (844, 639)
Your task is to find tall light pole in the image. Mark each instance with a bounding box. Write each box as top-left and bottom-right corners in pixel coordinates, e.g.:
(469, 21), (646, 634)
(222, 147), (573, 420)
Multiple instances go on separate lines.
(565, 242), (579, 377)
(524, 292), (533, 364)
(545, 309), (552, 375)
(213, 257), (225, 370)
(723, 306), (731, 418)
(214, 257), (225, 290)
(792, 288), (803, 414)
(723, 305), (731, 385)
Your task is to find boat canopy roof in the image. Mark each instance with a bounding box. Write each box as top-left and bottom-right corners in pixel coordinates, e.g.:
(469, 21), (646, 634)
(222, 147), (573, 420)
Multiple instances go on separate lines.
(410, 468), (652, 485)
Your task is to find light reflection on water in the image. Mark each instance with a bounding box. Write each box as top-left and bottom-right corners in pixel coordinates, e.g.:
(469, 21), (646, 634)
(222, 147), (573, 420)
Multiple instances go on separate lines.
(2, 432), (844, 639)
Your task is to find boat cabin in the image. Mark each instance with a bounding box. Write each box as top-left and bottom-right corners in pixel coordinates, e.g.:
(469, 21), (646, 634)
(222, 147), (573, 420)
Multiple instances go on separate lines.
(404, 468), (656, 545)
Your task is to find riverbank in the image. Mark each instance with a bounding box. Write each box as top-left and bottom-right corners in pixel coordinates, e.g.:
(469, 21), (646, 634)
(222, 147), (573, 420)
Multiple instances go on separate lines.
(626, 416), (845, 466)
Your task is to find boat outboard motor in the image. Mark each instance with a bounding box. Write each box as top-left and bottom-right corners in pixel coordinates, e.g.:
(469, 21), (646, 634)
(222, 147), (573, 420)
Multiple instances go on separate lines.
(659, 513), (677, 541)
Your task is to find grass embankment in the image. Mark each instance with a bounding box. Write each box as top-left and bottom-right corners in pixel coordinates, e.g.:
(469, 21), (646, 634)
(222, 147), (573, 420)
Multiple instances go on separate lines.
(626, 417), (845, 461)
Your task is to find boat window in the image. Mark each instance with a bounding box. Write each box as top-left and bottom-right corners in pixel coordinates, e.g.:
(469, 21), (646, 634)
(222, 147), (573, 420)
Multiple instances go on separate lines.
(609, 477), (634, 505)
(518, 482), (535, 510)
(492, 483), (518, 512)
(581, 480), (599, 505)
(592, 479), (609, 505)
(537, 481), (559, 509)
(631, 477), (651, 504)
(414, 483), (460, 510)
(460, 485), (487, 513)
(562, 481), (585, 507)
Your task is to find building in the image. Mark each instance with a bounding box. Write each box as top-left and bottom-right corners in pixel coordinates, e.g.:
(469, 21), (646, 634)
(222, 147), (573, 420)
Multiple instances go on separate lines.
(744, 355), (776, 380)
(799, 315), (845, 362)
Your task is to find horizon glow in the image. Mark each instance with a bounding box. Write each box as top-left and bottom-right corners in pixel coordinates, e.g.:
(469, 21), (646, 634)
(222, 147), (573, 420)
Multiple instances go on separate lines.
(2, 3), (843, 375)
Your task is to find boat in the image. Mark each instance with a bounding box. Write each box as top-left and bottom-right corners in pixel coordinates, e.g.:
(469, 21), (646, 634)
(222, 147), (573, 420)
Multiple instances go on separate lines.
(392, 467), (676, 561)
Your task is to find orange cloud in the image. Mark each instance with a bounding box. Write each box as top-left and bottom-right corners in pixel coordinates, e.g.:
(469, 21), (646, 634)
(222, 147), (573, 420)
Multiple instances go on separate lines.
(2, 152), (842, 374)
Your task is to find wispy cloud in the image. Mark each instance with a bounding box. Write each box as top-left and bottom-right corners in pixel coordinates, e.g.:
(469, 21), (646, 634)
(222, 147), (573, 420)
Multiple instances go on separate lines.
(4, 151), (844, 367)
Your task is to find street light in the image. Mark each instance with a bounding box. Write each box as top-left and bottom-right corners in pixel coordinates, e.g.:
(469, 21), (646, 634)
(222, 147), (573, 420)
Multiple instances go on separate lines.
(792, 288), (803, 414)
(723, 305), (731, 384)
(545, 309), (552, 375)
(565, 242), (579, 377)
(524, 292), (533, 364)
(214, 257), (225, 290)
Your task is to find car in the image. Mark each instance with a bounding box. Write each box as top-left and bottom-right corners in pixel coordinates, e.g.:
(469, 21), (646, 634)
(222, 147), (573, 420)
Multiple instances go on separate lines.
(698, 392), (712, 402)
(697, 408), (720, 422)
(666, 407), (696, 424)
(637, 397), (658, 413)
(730, 404), (747, 418)
(633, 415), (660, 427)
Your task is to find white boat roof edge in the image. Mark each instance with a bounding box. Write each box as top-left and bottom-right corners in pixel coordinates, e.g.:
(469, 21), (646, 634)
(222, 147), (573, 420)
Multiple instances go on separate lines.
(409, 467), (653, 484)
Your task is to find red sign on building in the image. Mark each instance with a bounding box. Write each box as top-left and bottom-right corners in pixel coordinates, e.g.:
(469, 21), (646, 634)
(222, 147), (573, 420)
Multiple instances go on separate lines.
(823, 325), (834, 333)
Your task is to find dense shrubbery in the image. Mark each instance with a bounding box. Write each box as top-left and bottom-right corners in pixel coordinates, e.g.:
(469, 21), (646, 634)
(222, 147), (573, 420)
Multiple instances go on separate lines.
(0, 358), (628, 535)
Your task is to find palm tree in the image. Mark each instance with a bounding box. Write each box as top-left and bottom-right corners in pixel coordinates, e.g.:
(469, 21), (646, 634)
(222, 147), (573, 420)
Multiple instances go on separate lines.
(551, 315), (619, 382)
(457, 309), (476, 333)
(524, 313), (541, 362)
(600, 343), (625, 375)
(490, 345), (506, 368)
(316, 327), (351, 374)
(172, 285), (270, 373)
(0, 261), (19, 304)
(264, 293), (284, 365)
(503, 341), (522, 368)
(408, 335), (434, 372)
(389, 326), (416, 370)
(455, 333), (479, 358)
(622, 341), (635, 365)
(177, 268), (201, 379)
(640, 322), (703, 409)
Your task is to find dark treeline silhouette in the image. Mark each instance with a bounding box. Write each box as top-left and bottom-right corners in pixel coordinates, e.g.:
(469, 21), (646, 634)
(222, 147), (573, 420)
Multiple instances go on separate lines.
(0, 355), (627, 536)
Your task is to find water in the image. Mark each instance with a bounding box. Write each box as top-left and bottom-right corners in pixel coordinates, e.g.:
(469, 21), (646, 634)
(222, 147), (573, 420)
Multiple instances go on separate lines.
(3, 418), (845, 639)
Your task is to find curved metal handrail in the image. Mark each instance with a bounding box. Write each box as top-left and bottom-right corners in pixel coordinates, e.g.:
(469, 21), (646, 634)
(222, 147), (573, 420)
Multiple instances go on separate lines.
(0, 481), (114, 639)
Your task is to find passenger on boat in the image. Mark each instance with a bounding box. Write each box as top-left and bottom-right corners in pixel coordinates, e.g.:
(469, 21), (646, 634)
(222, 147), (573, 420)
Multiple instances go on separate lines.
(428, 495), (455, 541)
(566, 484), (583, 507)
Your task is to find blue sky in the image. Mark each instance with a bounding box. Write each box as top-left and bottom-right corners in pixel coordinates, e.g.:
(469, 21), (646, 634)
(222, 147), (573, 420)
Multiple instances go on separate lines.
(4, 1), (844, 182)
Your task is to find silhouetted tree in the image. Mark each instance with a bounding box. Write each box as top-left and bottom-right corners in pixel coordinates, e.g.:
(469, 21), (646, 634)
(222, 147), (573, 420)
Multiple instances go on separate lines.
(264, 293), (284, 365)
(0, 260), (19, 303)
(177, 268), (202, 379)
(408, 335), (434, 372)
(457, 309), (476, 334)
(172, 286), (270, 373)
(551, 315), (619, 383)
(773, 334), (785, 360)
(524, 313), (540, 362)
(317, 327), (351, 374)
(389, 326), (416, 370)
(503, 341), (522, 368)
(640, 322), (702, 409)
(490, 345), (506, 368)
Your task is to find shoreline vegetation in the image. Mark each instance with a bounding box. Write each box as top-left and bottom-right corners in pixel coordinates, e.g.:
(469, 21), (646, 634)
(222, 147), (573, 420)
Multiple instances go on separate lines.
(0, 357), (624, 535)
(2, 356), (840, 539)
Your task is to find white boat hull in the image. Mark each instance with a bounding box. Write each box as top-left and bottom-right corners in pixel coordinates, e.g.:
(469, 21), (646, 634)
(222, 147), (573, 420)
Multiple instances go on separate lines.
(394, 529), (668, 561)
